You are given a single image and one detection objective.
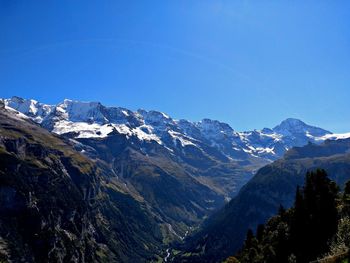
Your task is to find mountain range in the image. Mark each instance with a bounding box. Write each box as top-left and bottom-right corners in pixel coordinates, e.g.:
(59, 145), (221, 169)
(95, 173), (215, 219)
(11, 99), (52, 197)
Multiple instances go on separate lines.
(1, 96), (350, 262)
(4, 96), (348, 198)
(6, 96), (346, 159)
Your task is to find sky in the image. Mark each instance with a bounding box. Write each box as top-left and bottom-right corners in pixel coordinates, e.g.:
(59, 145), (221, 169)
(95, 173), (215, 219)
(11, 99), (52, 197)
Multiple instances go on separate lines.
(0, 1), (349, 132)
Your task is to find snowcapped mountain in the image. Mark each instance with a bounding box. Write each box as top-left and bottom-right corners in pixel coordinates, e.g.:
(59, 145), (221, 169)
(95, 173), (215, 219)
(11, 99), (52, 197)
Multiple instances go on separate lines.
(5, 96), (53, 122)
(3, 96), (349, 198)
(1, 97), (348, 261)
(4, 96), (341, 162)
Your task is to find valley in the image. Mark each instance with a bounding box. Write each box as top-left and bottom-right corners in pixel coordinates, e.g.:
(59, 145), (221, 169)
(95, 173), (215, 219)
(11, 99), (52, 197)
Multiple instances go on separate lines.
(1, 97), (350, 262)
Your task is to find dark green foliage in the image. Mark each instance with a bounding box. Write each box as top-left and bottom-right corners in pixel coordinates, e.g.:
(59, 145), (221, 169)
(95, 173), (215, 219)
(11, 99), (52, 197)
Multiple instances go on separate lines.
(244, 229), (255, 249)
(256, 224), (265, 242)
(237, 170), (342, 263)
(292, 170), (339, 262)
(343, 181), (350, 217)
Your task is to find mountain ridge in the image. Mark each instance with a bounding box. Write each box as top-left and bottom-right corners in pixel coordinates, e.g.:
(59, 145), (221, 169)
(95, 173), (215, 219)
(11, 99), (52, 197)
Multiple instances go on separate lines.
(3, 96), (349, 200)
(4, 96), (343, 161)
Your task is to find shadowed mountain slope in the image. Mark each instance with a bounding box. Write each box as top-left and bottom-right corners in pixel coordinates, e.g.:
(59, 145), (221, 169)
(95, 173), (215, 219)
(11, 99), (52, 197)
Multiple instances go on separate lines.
(176, 138), (350, 262)
(0, 105), (164, 262)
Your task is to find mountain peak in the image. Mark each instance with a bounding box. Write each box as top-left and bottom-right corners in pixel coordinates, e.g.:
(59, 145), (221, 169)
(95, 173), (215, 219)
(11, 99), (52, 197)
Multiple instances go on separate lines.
(61, 98), (102, 107)
(9, 96), (42, 106)
(276, 118), (306, 127)
(195, 118), (235, 142)
(11, 95), (25, 101)
(137, 109), (173, 127)
(5, 96), (52, 122)
(198, 118), (234, 131)
(56, 99), (106, 123)
(273, 118), (331, 137)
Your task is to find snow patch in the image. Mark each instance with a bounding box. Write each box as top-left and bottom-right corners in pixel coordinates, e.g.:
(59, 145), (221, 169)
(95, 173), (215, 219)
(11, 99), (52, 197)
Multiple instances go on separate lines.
(4, 106), (30, 121)
(133, 126), (162, 144)
(52, 121), (115, 138)
(168, 130), (196, 147)
(121, 110), (129, 117)
(321, 132), (350, 140)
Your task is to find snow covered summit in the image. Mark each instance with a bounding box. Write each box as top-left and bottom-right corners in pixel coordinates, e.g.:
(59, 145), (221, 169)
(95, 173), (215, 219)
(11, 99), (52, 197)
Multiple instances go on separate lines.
(3, 96), (348, 162)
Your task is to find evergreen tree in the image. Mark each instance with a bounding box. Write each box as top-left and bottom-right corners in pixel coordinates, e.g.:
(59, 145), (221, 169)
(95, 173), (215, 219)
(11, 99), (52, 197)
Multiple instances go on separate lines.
(290, 185), (307, 261)
(236, 170), (342, 263)
(278, 204), (286, 218)
(343, 181), (350, 216)
(292, 169), (339, 262)
(243, 228), (254, 249)
(256, 224), (265, 242)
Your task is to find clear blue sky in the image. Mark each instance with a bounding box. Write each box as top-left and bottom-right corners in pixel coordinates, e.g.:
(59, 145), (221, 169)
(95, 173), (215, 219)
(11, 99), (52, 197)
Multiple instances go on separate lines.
(1, 1), (349, 132)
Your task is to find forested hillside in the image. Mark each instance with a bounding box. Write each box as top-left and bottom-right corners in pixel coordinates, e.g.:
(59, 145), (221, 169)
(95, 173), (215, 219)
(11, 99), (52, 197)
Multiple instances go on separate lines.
(233, 169), (350, 263)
